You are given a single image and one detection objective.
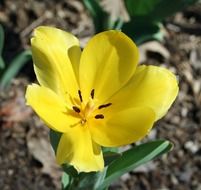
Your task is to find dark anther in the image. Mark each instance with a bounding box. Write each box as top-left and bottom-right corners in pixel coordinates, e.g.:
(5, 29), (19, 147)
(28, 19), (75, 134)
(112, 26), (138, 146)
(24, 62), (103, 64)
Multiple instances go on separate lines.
(98, 103), (112, 109)
(72, 106), (80, 113)
(95, 114), (104, 119)
(78, 90), (83, 102)
(91, 89), (95, 99)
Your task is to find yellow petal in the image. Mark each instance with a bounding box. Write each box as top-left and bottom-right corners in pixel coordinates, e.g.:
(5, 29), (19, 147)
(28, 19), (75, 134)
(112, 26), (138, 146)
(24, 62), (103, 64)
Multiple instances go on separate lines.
(89, 107), (155, 147)
(108, 65), (179, 120)
(56, 126), (104, 172)
(31, 26), (81, 101)
(26, 84), (79, 133)
(79, 30), (139, 103)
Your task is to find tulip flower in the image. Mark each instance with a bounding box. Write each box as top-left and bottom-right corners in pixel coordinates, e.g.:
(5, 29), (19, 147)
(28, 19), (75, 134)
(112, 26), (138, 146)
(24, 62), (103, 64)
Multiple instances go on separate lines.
(26, 26), (178, 172)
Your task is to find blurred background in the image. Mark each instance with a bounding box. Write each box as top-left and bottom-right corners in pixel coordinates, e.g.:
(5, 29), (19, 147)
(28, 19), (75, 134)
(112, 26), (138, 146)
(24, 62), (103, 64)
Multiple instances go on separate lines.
(0, 0), (200, 189)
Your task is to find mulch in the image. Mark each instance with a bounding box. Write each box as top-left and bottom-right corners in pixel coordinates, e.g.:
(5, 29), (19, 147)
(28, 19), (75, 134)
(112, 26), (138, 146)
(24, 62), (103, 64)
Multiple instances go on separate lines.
(0, 1), (201, 190)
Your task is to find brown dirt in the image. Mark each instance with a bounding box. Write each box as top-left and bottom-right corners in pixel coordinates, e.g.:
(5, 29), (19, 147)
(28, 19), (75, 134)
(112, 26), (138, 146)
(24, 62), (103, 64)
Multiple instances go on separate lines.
(0, 1), (201, 190)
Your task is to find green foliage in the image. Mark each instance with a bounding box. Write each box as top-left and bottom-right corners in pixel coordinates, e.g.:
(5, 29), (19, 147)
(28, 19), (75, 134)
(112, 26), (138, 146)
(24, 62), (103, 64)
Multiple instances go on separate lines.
(49, 129), (62, 153)
(83, 0), (123, 33)
(103, 151), (121, 166)
(0, 25), (5, 69)
(83, 0), (108, 33)
(98, 140), (172, 189)
(0, 25), (32, 89)
(122, 20), (163, 45)
(83, 0), (199, 44)
(62, 172), (70, 189)
(0, 50), (32, 89)
(125, 0), (198, 21)
(123, 0), (199, 44)
(50, 129), (172, 190)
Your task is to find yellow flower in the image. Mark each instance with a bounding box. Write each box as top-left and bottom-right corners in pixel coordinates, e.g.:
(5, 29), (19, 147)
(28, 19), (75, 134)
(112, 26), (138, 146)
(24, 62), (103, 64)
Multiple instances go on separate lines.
(26, 26), (178, 172)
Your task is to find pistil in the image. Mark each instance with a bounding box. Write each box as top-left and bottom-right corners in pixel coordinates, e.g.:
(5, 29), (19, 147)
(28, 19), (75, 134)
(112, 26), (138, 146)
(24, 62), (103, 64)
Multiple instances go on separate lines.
(71, 89), (112, 125)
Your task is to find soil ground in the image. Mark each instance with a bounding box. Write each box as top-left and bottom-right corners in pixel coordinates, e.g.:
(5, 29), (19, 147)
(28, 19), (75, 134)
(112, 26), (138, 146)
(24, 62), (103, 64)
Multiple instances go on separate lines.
(0, 1), (201, 190)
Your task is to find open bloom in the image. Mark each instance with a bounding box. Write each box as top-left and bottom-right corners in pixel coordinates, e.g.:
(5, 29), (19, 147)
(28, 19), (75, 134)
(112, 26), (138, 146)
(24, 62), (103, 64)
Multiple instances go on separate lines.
(26, 26), (178, 172)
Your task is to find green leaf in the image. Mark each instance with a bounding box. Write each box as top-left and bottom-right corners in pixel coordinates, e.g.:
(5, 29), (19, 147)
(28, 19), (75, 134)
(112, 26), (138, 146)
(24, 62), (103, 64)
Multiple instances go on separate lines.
(0, 25), (5, 69)
(115, 18), (124, 30)
(62, 164), (78, 178)
(61, 170), (106, 190)
(62, 172), (70, 190)
(0, 56), (5, 70)
(150, 0), (199, 21)
(83, 0), (123, 32)
(0, 50), (31, 89)
(83, 0), (109, 33)
(123, 0), (199, 45)
(97, 140), (172, 189)
(122, 20), (163, 45)
(104, 151), (121, 166)
(125, 0), (199, 21)
(125, 0), (161, 17)
(0, 25), (4, 54)
(49, 129), (62, 153)
(102, 147), (118, 153)
(102, 147), (120, 165)
(75, 170), (106, 190)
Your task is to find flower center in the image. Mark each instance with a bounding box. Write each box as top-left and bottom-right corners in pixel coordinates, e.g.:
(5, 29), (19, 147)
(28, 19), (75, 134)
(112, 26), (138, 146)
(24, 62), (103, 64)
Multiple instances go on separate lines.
(70, 89), (112, 126)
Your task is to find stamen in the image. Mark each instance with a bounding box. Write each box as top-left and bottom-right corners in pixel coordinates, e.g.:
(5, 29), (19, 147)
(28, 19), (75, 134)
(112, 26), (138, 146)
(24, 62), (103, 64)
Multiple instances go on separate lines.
(91, 89), (95, 99)
(95, 114), (104, 119)
(72, 106), (80, 113)
(98, 103), (112, 109)
(78, 90), (83, 102)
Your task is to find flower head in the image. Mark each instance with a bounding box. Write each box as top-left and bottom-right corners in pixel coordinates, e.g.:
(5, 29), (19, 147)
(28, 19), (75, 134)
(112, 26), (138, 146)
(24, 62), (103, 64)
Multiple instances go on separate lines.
(26, 26), (178, 172)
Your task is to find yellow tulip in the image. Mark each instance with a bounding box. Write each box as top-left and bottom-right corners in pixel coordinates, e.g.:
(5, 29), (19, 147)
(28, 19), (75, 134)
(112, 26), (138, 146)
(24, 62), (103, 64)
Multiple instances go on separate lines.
(26, 26), (178, 172)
